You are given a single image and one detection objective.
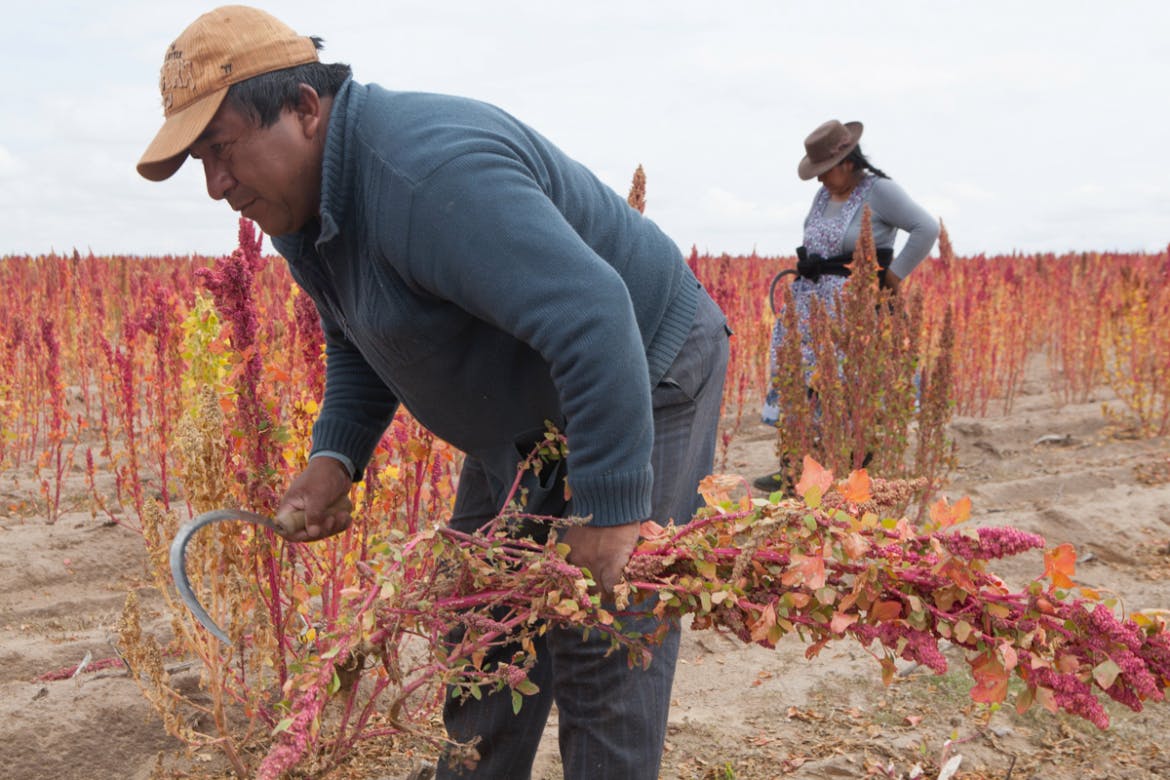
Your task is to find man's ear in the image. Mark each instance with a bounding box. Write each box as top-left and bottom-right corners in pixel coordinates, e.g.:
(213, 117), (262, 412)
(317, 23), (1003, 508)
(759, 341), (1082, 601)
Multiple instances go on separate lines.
(293, 84), (324, 138)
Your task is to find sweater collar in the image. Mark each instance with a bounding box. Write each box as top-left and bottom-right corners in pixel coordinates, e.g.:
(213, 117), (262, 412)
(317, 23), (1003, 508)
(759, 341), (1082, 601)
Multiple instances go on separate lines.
(316, 77), (365, 247)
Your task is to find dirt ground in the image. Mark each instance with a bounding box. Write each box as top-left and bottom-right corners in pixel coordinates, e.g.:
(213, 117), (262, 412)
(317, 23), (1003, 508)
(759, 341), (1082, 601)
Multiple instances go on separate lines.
(2, 358), (1169, 780)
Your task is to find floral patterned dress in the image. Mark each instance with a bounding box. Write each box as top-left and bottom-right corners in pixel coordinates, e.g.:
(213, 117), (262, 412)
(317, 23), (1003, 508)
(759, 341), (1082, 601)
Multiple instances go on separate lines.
(760, 176), (876, 426)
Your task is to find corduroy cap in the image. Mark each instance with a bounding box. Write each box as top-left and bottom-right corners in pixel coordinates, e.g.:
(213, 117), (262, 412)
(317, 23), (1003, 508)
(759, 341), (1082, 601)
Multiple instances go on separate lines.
(137, 5), (318, 181)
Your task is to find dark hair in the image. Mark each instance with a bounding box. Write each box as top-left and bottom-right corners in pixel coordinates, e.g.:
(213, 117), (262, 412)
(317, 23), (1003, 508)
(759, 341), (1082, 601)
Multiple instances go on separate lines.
(843, 146), (889, 179)
(224, 37), (352, 127)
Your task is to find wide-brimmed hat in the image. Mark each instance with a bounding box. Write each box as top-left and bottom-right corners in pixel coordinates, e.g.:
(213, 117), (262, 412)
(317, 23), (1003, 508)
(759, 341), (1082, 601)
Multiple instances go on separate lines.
(137, 5), (319, 182)
(797, 120), (864, 180)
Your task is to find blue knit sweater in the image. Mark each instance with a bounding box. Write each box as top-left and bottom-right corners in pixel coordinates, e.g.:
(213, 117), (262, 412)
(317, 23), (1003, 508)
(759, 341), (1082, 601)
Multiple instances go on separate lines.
(272, 79), (700, 527)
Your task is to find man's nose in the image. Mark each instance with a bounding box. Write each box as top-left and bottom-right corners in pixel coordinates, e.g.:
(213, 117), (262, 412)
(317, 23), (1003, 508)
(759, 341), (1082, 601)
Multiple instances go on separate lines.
(202, 157), (235, 201)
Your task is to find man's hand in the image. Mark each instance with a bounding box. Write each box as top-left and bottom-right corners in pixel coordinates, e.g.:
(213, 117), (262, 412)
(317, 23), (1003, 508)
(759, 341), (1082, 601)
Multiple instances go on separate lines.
(560, 522), (641, 596)
(275, 456), (354, 542)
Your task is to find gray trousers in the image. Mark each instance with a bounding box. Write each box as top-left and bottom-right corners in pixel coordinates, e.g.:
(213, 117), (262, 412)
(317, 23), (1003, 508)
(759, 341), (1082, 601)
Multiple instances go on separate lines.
(439, 288), (729, 779)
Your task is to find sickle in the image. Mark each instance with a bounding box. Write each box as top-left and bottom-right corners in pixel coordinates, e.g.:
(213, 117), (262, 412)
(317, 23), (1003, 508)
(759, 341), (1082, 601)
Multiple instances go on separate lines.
(169, 508), (289, 645)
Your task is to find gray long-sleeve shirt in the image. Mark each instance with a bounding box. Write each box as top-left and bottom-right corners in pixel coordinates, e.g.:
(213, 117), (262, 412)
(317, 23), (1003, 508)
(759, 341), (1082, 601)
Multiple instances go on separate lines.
(813, 176), (939, 278)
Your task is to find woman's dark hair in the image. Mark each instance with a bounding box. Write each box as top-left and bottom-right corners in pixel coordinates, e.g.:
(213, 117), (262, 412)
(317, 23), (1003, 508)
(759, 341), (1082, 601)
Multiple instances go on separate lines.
(843, 146), (889, 179)
(225, 37), (352, 127)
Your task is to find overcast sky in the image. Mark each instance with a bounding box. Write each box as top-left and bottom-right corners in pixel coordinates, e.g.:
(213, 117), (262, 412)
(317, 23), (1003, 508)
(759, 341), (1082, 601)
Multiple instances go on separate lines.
(3, 1), (1166, 259)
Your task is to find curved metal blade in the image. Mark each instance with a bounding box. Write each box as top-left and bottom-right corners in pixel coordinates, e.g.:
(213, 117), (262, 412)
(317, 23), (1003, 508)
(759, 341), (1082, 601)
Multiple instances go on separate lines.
(169, 508), (285, 645)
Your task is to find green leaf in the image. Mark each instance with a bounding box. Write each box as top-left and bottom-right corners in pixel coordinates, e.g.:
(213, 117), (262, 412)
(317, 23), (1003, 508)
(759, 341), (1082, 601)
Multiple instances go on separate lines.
(511, 690), (524, 715)
(271, 717), (294, 736)
(954, 620), (974, 643)
(908, 610), (928, 630)
(1015, 685), (1035, 715)
(516, 679), (540, 696)
(1092, 659), (1122, 690)
(767, 620), (784, 645)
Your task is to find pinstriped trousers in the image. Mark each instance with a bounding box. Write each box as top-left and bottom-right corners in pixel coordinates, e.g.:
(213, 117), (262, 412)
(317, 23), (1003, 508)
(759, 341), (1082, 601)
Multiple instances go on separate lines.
(439, 288), (729, 779)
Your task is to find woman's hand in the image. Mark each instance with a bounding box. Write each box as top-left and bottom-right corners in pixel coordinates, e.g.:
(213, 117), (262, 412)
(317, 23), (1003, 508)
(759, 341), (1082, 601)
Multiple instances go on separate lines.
(882, 268), (903, 292)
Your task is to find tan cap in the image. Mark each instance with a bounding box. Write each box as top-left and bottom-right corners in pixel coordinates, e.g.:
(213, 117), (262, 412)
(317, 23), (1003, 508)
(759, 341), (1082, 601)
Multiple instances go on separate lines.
(137, 5), (318, 181)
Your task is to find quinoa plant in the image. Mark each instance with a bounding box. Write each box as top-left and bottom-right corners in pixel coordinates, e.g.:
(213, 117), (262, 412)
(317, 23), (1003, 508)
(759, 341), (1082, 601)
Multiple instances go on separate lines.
(110, 327), (146, 525)
(1045, 253), (1108, 405)
(911, 232), (1038, 417)
(121, 220), (463, 777)
(767, 207), (955, 507)
(6, 222), (1168, 776)
(132, 280), (185, 510)
(35, 316), (74, 523)
(162, 450), (1170, 777)
(1102, 252), (1170, 435)
(627, 163), (647, 214)
(624, 461), (1170, 730)
(688, 248), (788, 469)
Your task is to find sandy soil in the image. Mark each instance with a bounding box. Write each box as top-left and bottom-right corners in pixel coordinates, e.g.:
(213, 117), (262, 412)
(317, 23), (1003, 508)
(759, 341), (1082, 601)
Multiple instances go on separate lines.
(2, 359), (1169, 780)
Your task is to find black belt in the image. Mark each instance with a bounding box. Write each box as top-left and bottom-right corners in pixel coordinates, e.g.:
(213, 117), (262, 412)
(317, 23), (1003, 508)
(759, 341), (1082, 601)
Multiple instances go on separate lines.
(768, 246), (895, 314)
(793, 245), (894, 282)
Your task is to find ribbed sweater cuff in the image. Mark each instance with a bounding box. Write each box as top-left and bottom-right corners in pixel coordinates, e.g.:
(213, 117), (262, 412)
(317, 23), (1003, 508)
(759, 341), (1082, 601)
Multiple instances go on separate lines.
(310, 418), (384, 481)
(569, 465), (654, 527)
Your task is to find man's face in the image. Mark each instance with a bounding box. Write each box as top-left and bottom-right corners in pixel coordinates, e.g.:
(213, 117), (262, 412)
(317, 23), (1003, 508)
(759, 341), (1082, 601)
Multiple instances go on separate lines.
(188, 99), (322, 237)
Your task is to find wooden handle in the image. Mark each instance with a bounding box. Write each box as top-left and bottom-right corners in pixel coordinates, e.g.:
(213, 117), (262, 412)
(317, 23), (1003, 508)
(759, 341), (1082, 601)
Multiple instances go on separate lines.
(274, 495), (353, 538)
(274, 508), (307, 537)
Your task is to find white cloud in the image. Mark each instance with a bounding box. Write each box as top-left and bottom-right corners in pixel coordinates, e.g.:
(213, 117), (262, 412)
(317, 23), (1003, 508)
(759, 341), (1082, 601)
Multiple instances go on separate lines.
(0, 145), (20, 179)
(3, 0), (1169, 257)
(944, 182), (997, 202)
(703, 188), (763, 222)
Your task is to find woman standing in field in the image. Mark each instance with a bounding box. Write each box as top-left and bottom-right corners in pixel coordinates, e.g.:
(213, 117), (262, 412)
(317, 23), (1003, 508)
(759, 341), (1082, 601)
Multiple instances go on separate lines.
(755, 119), (939, 491)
